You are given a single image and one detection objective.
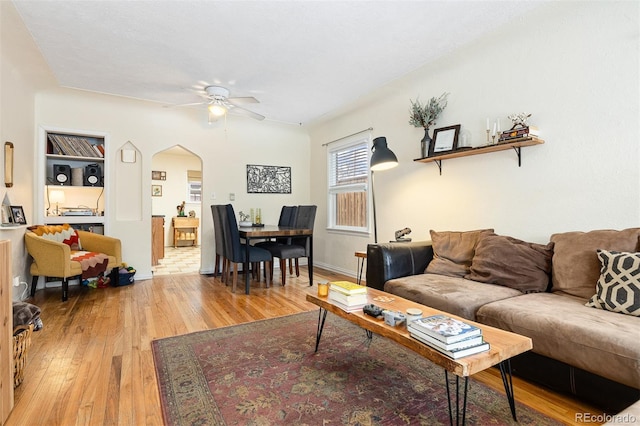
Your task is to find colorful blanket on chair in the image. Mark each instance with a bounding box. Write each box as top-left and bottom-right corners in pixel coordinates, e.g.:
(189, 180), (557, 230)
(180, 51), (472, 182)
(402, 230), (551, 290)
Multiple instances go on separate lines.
(71, 251), (109, 279)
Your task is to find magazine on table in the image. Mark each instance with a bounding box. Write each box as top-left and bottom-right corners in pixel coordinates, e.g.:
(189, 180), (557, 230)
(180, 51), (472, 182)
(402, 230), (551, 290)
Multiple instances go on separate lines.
(409, 314), (481, 344)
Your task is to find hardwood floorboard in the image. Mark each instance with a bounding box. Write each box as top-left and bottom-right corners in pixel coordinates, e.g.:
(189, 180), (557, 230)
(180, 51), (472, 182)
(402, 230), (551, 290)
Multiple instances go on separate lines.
(7, 267), (602, 425)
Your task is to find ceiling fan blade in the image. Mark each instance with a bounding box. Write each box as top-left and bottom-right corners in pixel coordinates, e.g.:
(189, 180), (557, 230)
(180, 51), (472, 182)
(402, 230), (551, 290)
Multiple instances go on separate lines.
(227, 96), (259, 105)
(228, 105), (265, 121)
(163, 101), (209, 108)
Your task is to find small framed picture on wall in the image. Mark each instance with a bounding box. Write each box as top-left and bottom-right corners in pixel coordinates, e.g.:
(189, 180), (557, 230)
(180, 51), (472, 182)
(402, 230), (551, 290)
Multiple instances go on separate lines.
(152, 185), (162, 197)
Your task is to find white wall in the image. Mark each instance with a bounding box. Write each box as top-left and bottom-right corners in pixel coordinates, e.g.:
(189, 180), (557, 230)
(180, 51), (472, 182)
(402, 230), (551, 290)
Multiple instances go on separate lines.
(307, 1), (640, 277)
(1, 2), (57, 299)
(35, 88), (311, 279)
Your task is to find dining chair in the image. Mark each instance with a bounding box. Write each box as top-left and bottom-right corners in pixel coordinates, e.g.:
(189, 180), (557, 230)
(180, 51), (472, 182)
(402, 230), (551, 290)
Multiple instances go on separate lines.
(255, 205), (297, 250)
(266, 205), (316, 286)
(221, 204), (273, 292)
(210, 205), (226, 278)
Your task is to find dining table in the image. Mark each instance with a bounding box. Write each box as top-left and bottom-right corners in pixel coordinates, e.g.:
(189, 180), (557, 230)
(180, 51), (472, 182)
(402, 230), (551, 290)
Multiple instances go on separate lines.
(238, 225), (314, 294)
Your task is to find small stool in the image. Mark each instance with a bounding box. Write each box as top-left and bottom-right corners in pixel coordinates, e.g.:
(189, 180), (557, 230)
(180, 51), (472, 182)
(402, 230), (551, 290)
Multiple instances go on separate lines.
(355, 251), (366, 286)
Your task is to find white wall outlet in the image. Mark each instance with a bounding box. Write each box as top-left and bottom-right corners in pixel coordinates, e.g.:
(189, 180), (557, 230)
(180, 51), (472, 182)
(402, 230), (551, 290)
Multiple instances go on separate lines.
(229, 193), (235, 201)
(211, 192), (216, 200)
(13, 276), (20, 287)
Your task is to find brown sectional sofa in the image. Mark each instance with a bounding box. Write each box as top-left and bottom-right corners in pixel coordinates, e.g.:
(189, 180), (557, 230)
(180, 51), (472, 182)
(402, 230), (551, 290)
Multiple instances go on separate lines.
(366, 228), (640, 413)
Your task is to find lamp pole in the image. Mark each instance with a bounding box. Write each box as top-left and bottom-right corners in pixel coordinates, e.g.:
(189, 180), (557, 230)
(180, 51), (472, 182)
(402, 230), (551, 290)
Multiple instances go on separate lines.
(370, 136), (398, 244)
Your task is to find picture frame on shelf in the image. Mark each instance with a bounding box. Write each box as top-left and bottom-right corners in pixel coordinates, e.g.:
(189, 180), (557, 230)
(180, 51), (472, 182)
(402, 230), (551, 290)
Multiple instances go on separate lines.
(430, 124), (461, 156)
(1, 205), (11, 224)
(152, 170), (166, 181)
(152, 185), (162, 197)
(10, 205), (26, 225)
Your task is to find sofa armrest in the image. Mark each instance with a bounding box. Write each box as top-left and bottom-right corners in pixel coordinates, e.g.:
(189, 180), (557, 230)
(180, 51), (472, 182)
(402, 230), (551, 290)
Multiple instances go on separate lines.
(77, 230), (122, 265)
(365, 241), (434, 291)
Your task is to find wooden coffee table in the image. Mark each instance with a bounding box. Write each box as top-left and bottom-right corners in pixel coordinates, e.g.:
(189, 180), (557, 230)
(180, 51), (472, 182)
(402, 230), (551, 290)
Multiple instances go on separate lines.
(306, 287), (533, 425)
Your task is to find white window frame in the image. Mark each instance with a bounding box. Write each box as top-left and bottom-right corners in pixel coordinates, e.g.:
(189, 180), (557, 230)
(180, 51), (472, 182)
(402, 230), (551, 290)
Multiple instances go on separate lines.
(187, 170), (202, 203)
(326, 134), (370, 235)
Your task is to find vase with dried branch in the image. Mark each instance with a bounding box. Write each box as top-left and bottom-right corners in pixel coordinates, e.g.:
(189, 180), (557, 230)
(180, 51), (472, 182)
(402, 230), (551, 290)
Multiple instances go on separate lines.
(409, 92), (449, 157)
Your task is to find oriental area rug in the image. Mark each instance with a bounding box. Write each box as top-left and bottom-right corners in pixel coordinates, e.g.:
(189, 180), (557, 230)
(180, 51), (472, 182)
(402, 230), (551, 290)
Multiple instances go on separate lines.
(152, 311), (559, 425)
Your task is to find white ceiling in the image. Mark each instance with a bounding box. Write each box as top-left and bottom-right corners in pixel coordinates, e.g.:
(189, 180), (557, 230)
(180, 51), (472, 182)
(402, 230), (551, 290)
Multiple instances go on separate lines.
(13, 0), (545, 125)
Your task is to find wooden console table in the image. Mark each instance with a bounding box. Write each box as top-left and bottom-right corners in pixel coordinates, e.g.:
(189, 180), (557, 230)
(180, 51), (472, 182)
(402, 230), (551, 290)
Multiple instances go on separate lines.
(172, 216), (199, 247)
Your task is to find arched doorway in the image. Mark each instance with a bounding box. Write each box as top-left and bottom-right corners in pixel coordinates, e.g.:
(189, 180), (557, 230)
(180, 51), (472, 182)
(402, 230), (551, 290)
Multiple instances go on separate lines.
(151, 146), (203, 275)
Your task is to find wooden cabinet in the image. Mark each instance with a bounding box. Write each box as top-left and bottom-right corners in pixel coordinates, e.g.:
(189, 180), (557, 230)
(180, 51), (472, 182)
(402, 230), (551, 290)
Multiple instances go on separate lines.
(152, 216), (165, 266)
(37, 126), (108, 232)
(172, 217), (199, 248)
(0, 240), (13, 424)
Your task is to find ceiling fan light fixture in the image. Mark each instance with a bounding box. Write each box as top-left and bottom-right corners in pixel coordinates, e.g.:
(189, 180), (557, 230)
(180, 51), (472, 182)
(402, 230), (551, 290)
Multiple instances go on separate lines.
(208, 102), (226, 117)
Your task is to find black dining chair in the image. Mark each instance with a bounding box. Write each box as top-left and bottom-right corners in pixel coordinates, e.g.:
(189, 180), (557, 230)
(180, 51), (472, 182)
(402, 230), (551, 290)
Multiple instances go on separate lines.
(221, 204), (273, 292)
(255, 205), (297, 250)
(210, 205), (226, 279)
(266, 205), (316, 286)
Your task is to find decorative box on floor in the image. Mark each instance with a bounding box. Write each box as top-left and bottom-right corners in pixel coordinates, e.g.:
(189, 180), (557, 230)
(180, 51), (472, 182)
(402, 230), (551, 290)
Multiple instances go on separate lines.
(116, 266), (136, 286)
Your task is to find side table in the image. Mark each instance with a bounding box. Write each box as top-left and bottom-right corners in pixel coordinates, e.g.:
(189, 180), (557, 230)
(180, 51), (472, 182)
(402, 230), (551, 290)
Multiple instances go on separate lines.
(172, 216), (199, 247)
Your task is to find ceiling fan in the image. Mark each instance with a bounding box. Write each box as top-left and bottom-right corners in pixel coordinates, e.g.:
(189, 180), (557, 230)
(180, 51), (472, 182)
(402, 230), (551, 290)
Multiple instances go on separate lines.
(168, 85), (265, 121)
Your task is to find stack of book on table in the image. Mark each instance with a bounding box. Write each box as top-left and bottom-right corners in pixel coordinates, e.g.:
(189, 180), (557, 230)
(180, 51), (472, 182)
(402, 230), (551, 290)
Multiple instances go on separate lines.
(408, 314), (490, 359)
(328, 281), (368, 312)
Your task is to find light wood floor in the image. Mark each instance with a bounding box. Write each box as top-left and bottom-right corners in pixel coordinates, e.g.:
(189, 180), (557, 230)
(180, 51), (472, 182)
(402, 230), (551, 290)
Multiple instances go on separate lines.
(8, 267), (601, 425)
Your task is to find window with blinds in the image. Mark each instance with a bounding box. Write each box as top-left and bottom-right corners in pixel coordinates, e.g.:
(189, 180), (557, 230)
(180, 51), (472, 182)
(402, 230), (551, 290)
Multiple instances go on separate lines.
(187, 169), (201, 203)
(327, 136), (370, 232)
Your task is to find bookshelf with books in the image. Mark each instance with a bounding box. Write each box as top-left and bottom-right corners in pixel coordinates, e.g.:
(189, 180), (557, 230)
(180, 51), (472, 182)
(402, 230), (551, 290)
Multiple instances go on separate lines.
(37, 126), (108, 233)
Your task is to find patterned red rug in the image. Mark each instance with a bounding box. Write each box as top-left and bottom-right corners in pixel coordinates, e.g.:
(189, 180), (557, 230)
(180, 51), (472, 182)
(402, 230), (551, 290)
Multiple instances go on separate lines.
(152, 311), (560, 425)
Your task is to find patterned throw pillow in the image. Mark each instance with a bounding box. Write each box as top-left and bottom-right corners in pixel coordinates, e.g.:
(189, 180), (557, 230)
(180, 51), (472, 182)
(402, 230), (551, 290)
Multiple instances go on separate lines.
(32, 224), (82, 250)
(586, 250), (640, 316)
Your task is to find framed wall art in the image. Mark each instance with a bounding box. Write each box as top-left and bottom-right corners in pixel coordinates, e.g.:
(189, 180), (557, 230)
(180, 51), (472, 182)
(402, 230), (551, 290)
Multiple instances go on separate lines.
(152, 185), (162, 197)
(152, 170), (166, 181)
(246, 164), (292, 194)
(429, 124), (461, 156)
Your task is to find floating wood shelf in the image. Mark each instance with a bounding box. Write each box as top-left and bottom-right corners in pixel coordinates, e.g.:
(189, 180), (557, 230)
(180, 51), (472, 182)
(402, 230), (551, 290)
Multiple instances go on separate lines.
(414, 136), (544, 175)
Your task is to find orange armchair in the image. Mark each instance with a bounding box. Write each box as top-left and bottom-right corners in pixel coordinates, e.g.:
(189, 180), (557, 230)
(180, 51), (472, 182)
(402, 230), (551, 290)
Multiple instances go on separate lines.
(25, 226), (122, 301)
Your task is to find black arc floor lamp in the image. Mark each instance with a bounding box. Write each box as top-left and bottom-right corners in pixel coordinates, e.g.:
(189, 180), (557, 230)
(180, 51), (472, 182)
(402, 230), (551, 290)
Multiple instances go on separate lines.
(370, 136), (398, 243)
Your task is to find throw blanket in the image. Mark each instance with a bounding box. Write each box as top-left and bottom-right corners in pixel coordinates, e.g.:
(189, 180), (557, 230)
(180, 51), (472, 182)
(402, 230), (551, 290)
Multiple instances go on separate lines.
(71, 251), (109, 279)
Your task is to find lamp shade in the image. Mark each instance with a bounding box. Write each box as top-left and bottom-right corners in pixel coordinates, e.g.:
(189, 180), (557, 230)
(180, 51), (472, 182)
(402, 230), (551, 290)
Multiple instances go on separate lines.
(370, 137), (398, 171)
(50, 190), (66, 204)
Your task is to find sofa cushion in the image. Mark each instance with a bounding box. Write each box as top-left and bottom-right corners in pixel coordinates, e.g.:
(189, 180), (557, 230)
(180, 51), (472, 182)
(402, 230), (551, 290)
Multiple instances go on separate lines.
(585, 250), (640, 317)
(31, 224), (82, 250)
(425, 229), (494, 278)
(384, 273), (521, 321)
(465, 234), (554, 293)
(550, 228), (640, 299)
(476, 292), (640, 389)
